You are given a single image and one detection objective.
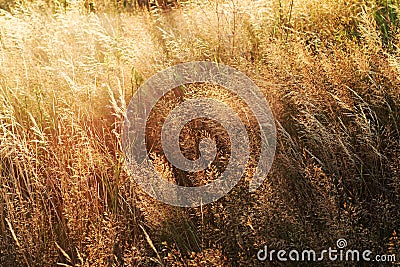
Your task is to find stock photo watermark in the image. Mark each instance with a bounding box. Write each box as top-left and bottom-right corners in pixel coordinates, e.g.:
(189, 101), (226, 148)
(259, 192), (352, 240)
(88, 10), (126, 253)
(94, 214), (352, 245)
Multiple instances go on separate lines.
(122, 61), (276, 207)
(257, 238), (397, 263)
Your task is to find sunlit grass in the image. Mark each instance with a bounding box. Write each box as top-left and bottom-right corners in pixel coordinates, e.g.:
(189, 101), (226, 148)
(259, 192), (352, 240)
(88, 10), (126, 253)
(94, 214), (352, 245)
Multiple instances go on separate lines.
(0, 0), (399, 266)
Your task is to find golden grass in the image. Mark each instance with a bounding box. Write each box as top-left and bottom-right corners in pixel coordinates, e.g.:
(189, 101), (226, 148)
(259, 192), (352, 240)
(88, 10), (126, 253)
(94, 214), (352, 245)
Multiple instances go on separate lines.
(0, 0), (399, 266)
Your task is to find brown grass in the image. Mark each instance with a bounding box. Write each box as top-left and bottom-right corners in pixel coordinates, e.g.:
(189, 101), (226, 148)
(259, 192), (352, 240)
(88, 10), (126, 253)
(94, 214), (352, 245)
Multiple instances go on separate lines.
(0, 0), (399, 266)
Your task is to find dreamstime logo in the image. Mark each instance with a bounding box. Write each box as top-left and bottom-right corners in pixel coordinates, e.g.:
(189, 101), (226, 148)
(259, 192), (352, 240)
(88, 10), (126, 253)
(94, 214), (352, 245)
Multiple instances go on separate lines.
(336, 238), (347, 249)
(257, 238), (397, 263)
(122, 61), (276, 207)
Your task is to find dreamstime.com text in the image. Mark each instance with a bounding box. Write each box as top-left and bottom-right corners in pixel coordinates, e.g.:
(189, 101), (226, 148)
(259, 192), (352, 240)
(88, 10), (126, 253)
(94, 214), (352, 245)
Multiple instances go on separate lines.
(257, 239), (397, 263)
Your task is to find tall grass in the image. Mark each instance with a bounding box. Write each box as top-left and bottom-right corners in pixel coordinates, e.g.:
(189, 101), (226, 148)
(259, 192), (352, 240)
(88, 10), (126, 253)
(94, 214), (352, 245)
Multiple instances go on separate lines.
(0, 0), (399, 266)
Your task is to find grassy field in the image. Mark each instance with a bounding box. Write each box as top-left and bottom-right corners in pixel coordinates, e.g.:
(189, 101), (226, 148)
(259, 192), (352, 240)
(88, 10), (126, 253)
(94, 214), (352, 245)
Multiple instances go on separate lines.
(0, 0), (400, 266)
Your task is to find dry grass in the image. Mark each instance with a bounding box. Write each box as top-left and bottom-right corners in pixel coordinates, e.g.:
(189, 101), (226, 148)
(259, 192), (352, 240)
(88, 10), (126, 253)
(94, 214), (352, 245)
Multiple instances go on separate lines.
(0, 0), (399, 266)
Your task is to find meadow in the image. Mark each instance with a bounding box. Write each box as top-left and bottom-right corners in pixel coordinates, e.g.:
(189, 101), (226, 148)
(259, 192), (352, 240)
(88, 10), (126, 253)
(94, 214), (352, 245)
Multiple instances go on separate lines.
(0, 0), (399, 266)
